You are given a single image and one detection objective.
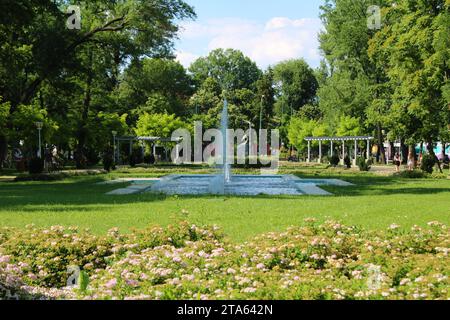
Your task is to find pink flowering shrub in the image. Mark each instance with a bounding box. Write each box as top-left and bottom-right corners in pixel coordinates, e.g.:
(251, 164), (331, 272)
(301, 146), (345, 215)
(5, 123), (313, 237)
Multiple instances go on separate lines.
(0, 222), (222, 290)
(0, 220), (448, 300)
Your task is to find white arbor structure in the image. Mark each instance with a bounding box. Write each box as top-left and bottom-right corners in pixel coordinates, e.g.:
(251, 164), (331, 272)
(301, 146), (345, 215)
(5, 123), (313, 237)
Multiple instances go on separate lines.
(305, 136), (374, 165)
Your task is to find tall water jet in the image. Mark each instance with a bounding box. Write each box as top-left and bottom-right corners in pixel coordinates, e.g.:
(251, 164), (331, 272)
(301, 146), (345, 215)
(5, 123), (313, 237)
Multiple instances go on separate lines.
(208, 96), (231, 195)
(221, 97), (231, 184)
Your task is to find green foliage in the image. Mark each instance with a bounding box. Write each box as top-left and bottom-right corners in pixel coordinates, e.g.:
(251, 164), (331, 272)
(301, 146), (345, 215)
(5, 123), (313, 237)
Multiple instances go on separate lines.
(344, 156), (352, 169)
(135, 113), (187, 140)
(189, 48), (262, 90)
(78, 271), (90, 293)
(102, 150), (114, 172)
(336, 115), (363, 137)
(0, 0), (195, 167)
(398, 170), (428, 179)
(357, 157), (372, 172)
(11, 104), (58, 151)
(189, 77), (222, 117)
(28, 158), (44, 174)
(13, 170), (107, 182)
(1, 221), (448, 300)
(273, 59), (318, 114)
(87, 112), (129, 152)
(330, 155), (340, 167)
(368, 0), (450, 145)
(421, 154), (437, 174)
(287, 116), (331, 154)
(119, 58), (194, 117)
(0, 97), (10, 136)
(318, 0), (384, 134)
(287, 118), (315, 152)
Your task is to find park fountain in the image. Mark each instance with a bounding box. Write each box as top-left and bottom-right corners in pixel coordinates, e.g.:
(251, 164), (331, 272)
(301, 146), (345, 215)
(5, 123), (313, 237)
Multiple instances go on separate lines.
(208, 97), (231, 195)
(139, 97), (353, 196)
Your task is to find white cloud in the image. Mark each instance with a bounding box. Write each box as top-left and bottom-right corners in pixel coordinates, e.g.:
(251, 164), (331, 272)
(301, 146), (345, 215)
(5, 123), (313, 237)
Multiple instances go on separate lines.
(177, 17), (323, 69)
(175, 51), (200, 68)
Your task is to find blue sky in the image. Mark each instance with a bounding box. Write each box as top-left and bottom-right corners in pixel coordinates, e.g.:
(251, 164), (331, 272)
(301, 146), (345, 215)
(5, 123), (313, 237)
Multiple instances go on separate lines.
(175, 0), (325, 69)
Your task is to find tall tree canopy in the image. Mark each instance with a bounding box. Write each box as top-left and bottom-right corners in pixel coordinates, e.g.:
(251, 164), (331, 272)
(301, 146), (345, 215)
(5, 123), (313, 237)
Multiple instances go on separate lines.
(273, 59), (318, 114)
(0, 0), (195, 167)
(189, 48), (262, 91)
(369, 0), (450, 156)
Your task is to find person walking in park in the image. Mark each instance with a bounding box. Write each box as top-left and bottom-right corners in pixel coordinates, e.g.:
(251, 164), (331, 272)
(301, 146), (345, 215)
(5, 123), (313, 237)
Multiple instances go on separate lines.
(394, 153), (401, 173)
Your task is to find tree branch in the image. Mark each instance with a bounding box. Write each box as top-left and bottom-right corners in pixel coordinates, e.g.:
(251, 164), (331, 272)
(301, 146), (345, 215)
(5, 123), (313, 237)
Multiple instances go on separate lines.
(21, 16), (128, 104)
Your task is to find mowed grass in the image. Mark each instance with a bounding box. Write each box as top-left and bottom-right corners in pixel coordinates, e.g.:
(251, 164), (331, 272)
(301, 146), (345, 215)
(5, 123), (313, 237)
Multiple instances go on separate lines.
(0, 167), (449, 242)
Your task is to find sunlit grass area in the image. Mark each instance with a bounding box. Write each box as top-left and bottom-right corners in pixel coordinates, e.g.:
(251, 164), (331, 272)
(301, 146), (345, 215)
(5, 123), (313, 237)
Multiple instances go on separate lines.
(1, 165), (449, 242)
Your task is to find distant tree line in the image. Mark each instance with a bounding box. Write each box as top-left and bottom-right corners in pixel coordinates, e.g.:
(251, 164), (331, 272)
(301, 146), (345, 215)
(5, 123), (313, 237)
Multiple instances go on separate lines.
(0, 0), (449, 169)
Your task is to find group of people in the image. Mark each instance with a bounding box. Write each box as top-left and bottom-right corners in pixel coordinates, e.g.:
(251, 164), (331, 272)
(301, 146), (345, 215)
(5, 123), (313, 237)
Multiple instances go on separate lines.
(393, 151), (449, 172)
(393, 152), (421, 173)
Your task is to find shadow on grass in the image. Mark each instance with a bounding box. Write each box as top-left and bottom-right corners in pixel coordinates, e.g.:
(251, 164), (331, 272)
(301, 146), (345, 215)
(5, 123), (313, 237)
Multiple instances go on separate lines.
(0, 174), (449, 213)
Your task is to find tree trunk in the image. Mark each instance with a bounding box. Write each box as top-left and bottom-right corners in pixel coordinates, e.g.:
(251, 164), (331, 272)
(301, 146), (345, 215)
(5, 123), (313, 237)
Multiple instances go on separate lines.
(400, 140), (408, 164)
(75, 50), (93, 169)
(0, 135), (7, 169)
(376, 123), (386, 164)
(408, 145), (416, 167)
(427, 140), (443, 173)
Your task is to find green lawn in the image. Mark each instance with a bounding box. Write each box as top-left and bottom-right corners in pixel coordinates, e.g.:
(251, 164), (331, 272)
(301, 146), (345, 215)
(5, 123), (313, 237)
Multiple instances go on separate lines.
(0, 166), (449, 242)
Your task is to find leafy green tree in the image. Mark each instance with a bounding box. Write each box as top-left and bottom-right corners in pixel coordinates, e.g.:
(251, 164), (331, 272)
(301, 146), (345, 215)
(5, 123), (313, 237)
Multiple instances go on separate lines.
(288, 117), (329, 152)
(189, 49), (262, 90)
(0, 0), (195, 167)
(11, 104), (58, 156)
(317, 70), (370, 133)
(273, 59), (318, 114)
(369, 0), (450, 170)
(189, 77), (222, 117)
(135, 113), (187, 139)
(188, 49), (270, 130)
(0, 98), (10, 167)
(319, 0), (390, 163)
(336, 115), (363, 137)
(118, 58), (194, 118)
(86, 112), (128, 153)
(255, 68), (276, 130)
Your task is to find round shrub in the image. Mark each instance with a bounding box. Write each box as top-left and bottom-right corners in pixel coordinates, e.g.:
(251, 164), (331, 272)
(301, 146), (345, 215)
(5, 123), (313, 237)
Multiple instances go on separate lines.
(398, 170), (427, 179)
(420, 154), (436, 174)
(144, 153), (156, 165)
(344, 156), (352, 169)
(28, 158), (44, 174)
(102, 151), (114, 172)
(329, 155), (340, 167)
(357, 157), (371, 172)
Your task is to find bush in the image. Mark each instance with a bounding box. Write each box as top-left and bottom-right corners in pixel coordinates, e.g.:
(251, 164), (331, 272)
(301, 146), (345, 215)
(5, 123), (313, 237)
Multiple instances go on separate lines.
(357, 157), (372, 172)
(102, 151), (114, 172)
(130, 147), (143, 167)
(86, 148), (101, 167)
(1, 220), (448, 300)
(420, 154), (436, 174)
(144, 153), (156, 165)
(28, 158), (44, 174)
(329, 155), (340, 167)
(398, 170), (427, 179)
(14, 170), (107, 182)
(344, 156), (351, 169)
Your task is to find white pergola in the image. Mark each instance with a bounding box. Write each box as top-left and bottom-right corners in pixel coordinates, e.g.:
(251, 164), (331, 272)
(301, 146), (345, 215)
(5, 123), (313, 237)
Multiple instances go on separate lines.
(305, 136), (374, 164)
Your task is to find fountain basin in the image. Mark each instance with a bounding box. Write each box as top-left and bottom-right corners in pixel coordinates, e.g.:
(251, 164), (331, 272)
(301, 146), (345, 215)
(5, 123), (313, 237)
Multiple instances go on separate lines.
(146, 175), (353, 196)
